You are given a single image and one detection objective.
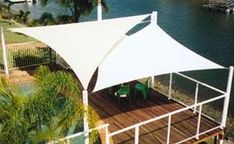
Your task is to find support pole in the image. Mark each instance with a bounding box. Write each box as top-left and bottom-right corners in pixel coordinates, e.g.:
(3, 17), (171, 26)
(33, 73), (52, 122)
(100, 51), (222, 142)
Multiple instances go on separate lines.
(134, 125), (139, 144)
(221, 66), (233, 128)
(196, 104), (202, 139)
(1, 27), (9, 76)
(166, 115), (172, 144)
(194, 83), (199, 113)
(150, 11), (157, 24)
(83, 90), (89, 144)
(97, 0), (102, 21)
(168, 73), (172, 99)
(105, 125), (110, 144)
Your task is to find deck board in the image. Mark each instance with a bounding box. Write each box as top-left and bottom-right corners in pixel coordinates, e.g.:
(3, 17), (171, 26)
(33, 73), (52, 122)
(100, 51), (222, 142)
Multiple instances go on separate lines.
(89, 81), (223, 144)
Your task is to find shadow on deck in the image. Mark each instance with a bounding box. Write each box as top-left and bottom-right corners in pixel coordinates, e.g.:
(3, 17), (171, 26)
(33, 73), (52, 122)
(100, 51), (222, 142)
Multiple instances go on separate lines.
(89, 82), (223, 144)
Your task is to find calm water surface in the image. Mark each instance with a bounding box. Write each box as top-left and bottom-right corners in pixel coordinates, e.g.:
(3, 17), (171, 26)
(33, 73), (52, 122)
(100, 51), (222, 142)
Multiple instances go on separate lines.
(10, 0), (234, 115)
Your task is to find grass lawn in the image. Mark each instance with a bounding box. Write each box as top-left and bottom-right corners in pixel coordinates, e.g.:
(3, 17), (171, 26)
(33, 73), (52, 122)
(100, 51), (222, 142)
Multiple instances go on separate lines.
(0, 19), (35, 44)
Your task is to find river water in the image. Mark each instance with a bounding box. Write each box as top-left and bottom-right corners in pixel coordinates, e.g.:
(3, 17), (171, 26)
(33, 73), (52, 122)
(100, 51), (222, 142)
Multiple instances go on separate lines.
(10, 0), (234, 116)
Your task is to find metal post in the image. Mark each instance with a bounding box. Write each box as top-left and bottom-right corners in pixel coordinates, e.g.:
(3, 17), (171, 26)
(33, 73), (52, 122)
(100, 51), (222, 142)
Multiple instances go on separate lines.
(221, 66), (233, 128)
(49, 47), (53, 63)
(194, 83), (199, 113)
(1, 27), (9, 76)
(196, 104), (202, 139)
(166, 115), (172, 144)
(134, 125), (139, 144)
(55, 52), (58, 64)
(97, 0), (102, 21)
(150, 11), (157, 24)
(83, 90), (89, 144)
(105, 125), (110, 144)
(151, 76), (155, 88)
(168, 73), (172, 99)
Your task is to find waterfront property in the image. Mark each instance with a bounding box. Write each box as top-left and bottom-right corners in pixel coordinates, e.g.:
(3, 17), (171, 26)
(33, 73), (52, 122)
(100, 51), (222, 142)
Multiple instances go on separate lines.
(203, 0), (234, 12)
(1, 12), (233, 143)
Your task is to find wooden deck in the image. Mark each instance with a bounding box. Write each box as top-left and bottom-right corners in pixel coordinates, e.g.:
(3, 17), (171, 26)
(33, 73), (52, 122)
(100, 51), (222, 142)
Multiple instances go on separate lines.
(89, 82), (223, 144)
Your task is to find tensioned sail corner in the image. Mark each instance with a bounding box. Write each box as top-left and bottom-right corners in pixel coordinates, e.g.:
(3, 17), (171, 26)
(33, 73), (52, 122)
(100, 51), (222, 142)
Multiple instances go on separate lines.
(10, 14), (150, 90)
(93, 21), (224, 92)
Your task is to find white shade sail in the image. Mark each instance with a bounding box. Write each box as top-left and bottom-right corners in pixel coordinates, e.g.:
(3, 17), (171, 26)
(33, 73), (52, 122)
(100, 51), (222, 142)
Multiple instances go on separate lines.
(93, 22), (223, 92)
(10, 12), (223, 93)
(11, 14), (149, 90)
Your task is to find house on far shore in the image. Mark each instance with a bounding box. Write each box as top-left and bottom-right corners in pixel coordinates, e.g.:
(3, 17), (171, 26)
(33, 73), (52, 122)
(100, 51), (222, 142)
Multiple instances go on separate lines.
(203, 0), (234, 12)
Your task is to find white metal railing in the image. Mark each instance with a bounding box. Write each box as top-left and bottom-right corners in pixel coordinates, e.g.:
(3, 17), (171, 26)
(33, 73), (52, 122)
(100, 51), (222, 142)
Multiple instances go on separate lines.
(107, 67), (233, 144)
(107, 94), (225, 143)
(174, 72), (226, 114)
(177, 126), (221, 144)
(58, 95), (225, 144)
(6, 42), (52, 70)
(49, 124), (109, 144)
(50, 68), (233, 144)
(175, 72), (226, 95)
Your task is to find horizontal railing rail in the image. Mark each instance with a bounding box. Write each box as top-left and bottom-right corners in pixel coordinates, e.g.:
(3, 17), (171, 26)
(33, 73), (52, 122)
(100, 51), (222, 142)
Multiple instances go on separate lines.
(176, 126), (221, 144)
(49, 124), (109, 144)
(63, 124), (109, 140)
(175, 72), (226, 95)
(108, 94), (225, 141)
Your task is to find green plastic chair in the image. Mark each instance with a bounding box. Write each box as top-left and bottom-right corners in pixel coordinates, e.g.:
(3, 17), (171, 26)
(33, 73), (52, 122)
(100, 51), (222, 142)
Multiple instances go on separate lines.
(115, 85), (131, 104)
(108, 85), (120, 99)
(134, 79), (150, 100)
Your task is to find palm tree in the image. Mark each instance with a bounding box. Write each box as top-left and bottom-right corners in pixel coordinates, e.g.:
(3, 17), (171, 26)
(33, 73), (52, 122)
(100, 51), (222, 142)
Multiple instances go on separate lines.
(0, 66), (99, 143)
(40, 0), (109, 22)
(14, 10), (31, 24)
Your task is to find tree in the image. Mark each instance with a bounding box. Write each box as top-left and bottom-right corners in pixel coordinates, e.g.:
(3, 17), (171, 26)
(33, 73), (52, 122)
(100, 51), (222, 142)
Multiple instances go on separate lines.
(40, 0), (109, 22)
(14, 10), (30, 24)
(0, 66), (99, 143)
(39, 12), (56, 25)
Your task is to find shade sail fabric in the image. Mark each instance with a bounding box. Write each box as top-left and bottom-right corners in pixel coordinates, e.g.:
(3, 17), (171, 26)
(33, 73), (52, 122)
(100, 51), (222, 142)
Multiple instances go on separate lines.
(10, 14), (149, 90)
(93, 22), (223, 92)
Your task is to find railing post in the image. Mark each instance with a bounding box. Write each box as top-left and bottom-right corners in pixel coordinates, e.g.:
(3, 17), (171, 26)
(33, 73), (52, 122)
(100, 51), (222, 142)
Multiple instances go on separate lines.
(194, 83), (199, 113)
(1, 27), (9, 76)
(134, 125), (139, 144)
(97, 0), (102, 21)
(168, 73), (172, 99)
(83, 90), (89, 144)
(166, 115), (172, 144)
(196, 104), (202, 139)
(105, 125), (110, 144)
(49, 47), (53, 63)
(221, 66), (233, 128)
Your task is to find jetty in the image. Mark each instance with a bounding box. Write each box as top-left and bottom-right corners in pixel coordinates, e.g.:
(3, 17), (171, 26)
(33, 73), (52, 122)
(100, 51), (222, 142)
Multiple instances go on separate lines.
(6, 0), (32, 3)
(203, 0), (234, 13)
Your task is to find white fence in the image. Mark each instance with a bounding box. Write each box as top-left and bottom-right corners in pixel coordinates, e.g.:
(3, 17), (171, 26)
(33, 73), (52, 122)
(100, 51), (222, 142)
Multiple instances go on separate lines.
(49, 124), (109, 144)
(56, 67), (233, 144)
(0, 41), (70, 72)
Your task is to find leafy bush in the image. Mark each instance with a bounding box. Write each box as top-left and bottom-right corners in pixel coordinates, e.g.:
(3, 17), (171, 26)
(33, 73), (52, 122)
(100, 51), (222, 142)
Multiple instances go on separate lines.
(13, 10), (30, 24)
(56, 14), (74, 24)
(0, 66), (99, 143)
(39, 12), (56, 25)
